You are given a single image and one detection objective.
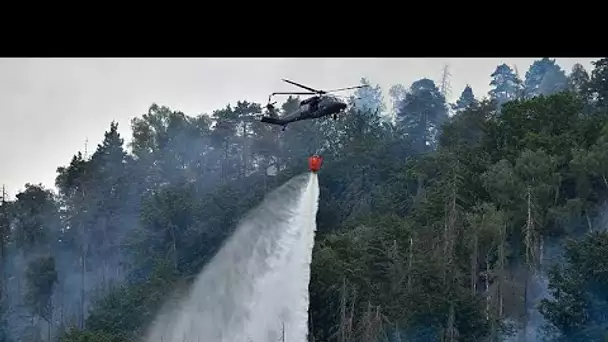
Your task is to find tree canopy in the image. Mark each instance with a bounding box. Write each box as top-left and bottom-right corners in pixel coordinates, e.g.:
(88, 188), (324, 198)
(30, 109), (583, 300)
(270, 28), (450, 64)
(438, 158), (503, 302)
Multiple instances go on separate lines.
(2, 58), (608, 342)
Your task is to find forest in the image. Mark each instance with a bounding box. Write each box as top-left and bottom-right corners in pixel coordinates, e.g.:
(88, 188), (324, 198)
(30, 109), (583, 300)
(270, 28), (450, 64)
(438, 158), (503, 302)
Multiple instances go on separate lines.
(1, 58), (608, 342)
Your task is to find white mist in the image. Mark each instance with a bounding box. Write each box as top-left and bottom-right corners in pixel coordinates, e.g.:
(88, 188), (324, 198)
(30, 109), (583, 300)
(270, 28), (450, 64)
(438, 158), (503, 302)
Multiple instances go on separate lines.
(145, 173), (319, 342)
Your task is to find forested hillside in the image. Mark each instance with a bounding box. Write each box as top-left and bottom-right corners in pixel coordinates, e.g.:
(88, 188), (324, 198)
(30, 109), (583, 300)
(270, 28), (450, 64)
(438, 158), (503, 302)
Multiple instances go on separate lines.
(2, 58), (608, 342)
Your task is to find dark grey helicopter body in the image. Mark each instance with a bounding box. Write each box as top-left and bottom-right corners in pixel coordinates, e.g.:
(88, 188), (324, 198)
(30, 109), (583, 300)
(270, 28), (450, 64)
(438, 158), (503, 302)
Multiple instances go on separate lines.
(260, 79), (368, 130)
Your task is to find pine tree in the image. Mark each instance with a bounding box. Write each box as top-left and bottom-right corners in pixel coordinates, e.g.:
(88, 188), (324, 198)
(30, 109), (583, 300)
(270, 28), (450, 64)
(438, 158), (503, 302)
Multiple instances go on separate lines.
(453, 85), (477, 111)
(352, 77), (386, 116)
(588, 58), (608, 107)
(488, 64), (523, 105)
(567, 63), (590, 96)
(396, 78), (448, 152)
(524, 58), (567, 97)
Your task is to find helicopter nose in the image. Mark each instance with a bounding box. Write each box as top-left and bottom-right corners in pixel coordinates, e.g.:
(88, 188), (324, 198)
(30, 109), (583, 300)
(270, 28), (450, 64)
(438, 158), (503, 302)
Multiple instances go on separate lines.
(337, 102), (347, 111)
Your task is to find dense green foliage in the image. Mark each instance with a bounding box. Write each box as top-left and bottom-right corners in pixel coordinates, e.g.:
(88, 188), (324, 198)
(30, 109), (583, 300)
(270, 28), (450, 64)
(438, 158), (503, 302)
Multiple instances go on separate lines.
(2, 59), (608, 341)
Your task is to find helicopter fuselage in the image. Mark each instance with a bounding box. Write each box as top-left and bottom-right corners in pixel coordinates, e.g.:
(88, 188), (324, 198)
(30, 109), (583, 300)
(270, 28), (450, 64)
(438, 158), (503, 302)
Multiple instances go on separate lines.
(296, 96), (347, 119)
(261, 96), (347, 128)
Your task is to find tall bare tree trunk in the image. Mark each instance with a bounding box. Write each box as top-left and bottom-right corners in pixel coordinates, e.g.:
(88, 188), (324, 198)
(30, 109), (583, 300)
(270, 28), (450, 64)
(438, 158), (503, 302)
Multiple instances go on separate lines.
(362, 302), (373, 342)
(539, 235), (545, 273)
(443, 186), (457, 279)
(169, 224), (178, 271)
(79, 183), (88, 330)
(521, 185), (535, 342)
(490, 222), (507, 342)
(395, 323), (403, 342)
(407, 236), (414, 293)
(442, 180), (459, 341)
(524, 186), (534, 267)
(338, 279), (348, 342)
(521, 267), (529, 342)
(485, 255), (490, 321)
(498, 222), (506, 321)
(102, 218), (109, 294)
(80, 251), (86, 329)
(444, 303), (458, 342)
(471, 233), (478, 295)
(389, 239), (405, 303)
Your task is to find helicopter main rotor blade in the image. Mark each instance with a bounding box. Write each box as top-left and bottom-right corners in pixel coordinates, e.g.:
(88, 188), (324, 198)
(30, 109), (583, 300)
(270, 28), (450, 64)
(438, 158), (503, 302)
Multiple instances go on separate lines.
(282, 79), (323, 94)
(324, 85), (370, 93)
(272, 91), (317, 96)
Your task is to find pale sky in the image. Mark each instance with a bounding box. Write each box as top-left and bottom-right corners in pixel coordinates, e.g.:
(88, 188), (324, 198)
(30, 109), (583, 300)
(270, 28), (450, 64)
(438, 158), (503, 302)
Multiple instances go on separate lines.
(0, 58), (598, 198)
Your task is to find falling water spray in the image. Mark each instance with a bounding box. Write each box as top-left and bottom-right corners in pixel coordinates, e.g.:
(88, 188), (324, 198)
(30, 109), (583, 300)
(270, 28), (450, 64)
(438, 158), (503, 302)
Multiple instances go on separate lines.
(145, 172), (320, 342)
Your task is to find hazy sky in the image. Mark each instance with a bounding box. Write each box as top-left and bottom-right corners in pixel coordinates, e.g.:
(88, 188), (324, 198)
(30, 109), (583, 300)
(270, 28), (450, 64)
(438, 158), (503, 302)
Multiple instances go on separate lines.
(0, 58), (598, 198)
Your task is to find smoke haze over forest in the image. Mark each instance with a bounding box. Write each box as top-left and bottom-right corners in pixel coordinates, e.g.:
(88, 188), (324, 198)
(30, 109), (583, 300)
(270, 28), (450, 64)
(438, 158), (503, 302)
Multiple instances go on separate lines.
(2, 57), (608, 342)
(0, 58), (598, 198)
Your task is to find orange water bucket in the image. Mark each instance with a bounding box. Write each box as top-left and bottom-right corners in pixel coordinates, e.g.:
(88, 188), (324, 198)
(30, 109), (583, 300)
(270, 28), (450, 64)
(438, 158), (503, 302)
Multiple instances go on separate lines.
(308, 155), (323, 172)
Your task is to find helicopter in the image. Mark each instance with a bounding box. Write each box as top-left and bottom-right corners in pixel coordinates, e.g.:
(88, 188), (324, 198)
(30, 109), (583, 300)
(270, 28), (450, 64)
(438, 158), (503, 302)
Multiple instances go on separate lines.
(260, 79), (368, 131)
